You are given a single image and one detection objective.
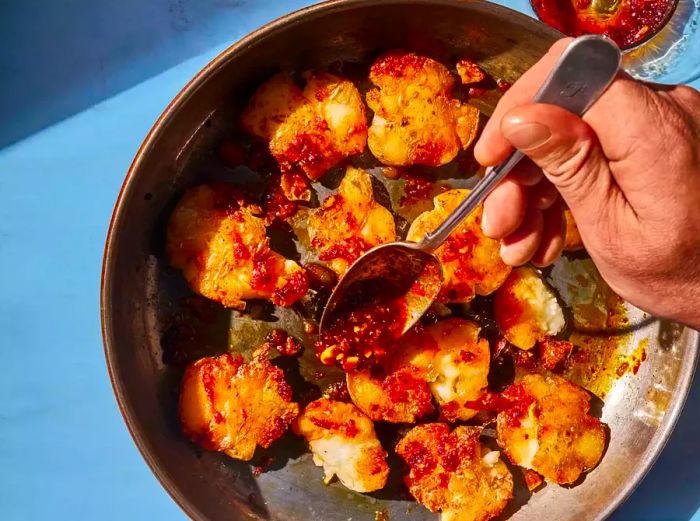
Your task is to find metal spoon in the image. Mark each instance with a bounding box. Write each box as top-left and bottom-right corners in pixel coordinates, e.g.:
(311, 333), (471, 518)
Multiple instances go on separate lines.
(319, 35), (621, 337)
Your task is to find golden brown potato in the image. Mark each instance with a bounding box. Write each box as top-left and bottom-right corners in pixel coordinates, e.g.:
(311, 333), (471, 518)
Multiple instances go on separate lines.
(293, 398), (389, 492)
(346, 325), (437, 423)
(564, 208), (584, 251)
(346, 318), (489, 423)
(397, 423), (513, 521)
(308, 166), (396, 275)
(427, 319), (490, 422)
(493, 266), (565, 350)
(496, 374), (606, 484)
(166, 184), (308, 310)
(179, 352), (299, 461)
(241, 72), (367, 181)
(366, 52), (480, 166)
(407, 189), (511, 303)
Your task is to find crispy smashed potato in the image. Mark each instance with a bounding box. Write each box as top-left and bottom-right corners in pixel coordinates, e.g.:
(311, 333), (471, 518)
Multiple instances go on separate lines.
(308, 166), (396, 275)
(494, 267), (565, 350)
(346, 325), (437, 423)
(564, 208), (584, 251)
(179, 352), (299, 461)
(346, 318), (489, 423)
(397, 424), (513, 521)
(166, 184), (308, 310)
(407, 189), (511, 303)
(241, 72), (367, 181)
(366, 52), (480, 166)
(428, 319), (490, 422)
(496, 374), (606, 484)
(455, 59), (485, 85)
(293, 398), (389, 492)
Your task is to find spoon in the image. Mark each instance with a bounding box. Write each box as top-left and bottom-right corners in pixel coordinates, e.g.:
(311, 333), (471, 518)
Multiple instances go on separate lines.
(319, 35), (621, 342)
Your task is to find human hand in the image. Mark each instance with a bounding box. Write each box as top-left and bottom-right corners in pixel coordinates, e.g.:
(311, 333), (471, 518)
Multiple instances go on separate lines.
(474, 38), (700, 329)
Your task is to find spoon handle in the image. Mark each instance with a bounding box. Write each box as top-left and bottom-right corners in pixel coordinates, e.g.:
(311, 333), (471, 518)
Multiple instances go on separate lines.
(419, 35), (621, 252)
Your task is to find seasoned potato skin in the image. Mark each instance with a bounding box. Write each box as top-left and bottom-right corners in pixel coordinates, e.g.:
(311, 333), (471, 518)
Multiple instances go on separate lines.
(179, 352), (300, 461)
(493, 266), (565, 350)
(397, 423), (513, 521)
(407, 189), (511, 303)
(241, 72), (367, 181)
(293, 398), (389, 492)
(166, 184), (308, 310)
(366, 52), (480, 167)
(308, 166), (396, 275)
(496, 374), (606, 484)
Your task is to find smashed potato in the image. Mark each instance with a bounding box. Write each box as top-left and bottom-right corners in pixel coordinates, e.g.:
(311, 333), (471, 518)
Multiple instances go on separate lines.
(166, 184), (308, 310)
(346, 318), (489, 423)
(346, 325), (437, 423)
(293, 398), (389, 492)
(496, 374), (606, 484)
(407, 189), (511, 303)
(427, 319), (490, 422)
(366, 52), (480, 166)
(308, 166), (396, 275)
(494, 266), (565, 350)
(397, 424), (513, 521)
(241, 72), (367, 181)
(179, 352), (299, 461)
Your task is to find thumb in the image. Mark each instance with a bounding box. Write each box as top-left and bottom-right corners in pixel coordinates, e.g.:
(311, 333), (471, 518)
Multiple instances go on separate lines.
(500, 103), (616, 216)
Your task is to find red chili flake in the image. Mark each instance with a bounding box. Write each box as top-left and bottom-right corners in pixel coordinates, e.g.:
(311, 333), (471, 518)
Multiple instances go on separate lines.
(318, 236), (369, 265)
(263, 182), (298, 221)
(412, 141), (447, 167)
(309, 415), (359, 438)
(371, 52), (430, 77)
(272, 270), (309, 307)
(400, 169), (436, 206)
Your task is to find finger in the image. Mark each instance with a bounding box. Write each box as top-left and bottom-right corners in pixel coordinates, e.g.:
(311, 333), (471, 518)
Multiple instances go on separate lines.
(507, 158), (543, 186)
(531, 204), (565, 267)
(529, 179), (559, 210)
(499, 204), (544, 266)
(474, 37), (573, 167)
(481, 179), (527, 239)
(499, 103), (619, 221)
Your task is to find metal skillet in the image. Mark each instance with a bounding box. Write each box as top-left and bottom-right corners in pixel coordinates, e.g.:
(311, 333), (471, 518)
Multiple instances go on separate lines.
(101, 1), (699, 520)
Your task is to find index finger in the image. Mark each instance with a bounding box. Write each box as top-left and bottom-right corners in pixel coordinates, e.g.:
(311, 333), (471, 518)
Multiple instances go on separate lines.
(474, 38), (573, 166)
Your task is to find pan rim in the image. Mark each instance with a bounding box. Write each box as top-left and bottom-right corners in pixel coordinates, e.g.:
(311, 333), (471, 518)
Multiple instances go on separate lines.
(100, 1), (700, 520)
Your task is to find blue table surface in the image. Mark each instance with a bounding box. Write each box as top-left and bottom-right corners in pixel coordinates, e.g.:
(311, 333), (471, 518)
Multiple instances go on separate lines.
(1, 1), (698, 519)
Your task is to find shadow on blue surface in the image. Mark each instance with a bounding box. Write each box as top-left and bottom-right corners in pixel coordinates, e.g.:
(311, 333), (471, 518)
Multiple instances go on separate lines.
(0, 0), (311, 148)
(614, 376), (700, 521)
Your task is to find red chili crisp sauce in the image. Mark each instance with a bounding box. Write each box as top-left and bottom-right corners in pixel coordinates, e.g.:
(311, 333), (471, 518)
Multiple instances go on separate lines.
(315, 279), (408, 370)
(532, 0), (674, 49)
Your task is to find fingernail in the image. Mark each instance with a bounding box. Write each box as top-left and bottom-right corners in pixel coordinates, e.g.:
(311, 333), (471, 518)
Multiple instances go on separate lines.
(503, 122), (551, 150)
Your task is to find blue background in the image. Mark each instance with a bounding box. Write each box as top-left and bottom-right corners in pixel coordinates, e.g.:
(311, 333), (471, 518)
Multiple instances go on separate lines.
(0, 1), (697, 519)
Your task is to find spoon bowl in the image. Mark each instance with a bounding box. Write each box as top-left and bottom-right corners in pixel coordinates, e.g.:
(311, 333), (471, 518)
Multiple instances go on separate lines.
(319, 242), (443, 336)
